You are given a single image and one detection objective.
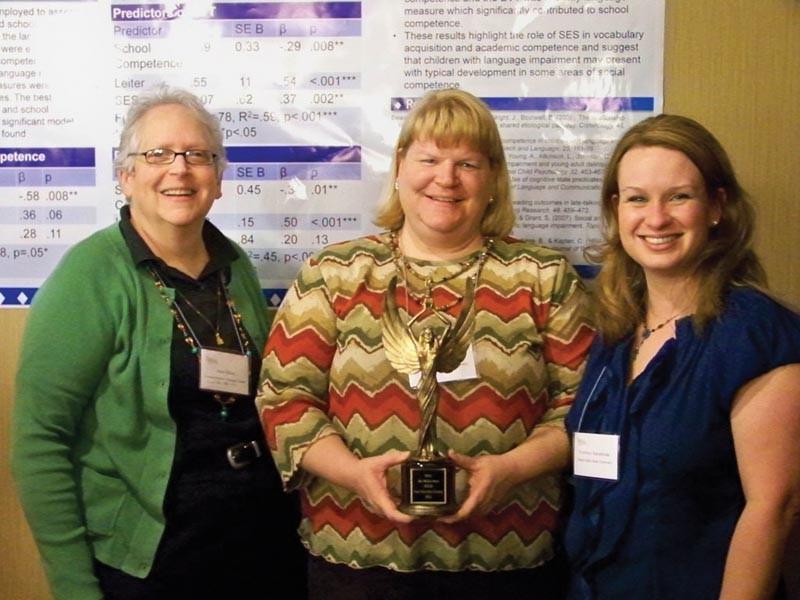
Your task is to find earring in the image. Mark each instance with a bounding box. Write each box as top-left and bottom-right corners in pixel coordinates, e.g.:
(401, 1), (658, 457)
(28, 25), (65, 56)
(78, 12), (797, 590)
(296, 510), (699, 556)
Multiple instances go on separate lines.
(394, 180), (399, 191)
(488, 197), (495, 204)
(711, 220), (719, 227)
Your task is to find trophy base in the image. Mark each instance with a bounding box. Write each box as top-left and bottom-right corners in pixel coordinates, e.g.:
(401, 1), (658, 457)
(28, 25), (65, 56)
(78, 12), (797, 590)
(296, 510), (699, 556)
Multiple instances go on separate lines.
(399, 456), (458, 517)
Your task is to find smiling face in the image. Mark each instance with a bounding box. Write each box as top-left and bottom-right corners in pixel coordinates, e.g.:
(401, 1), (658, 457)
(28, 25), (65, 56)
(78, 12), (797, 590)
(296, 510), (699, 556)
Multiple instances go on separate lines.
(616, 145), (723, 283)
(118, 103), (222, 239)
(396, 138), (493, 256)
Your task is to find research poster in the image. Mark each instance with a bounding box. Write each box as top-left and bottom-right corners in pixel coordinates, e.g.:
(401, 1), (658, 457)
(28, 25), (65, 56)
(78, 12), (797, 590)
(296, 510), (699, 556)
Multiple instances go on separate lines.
(0, 0), (664, 306)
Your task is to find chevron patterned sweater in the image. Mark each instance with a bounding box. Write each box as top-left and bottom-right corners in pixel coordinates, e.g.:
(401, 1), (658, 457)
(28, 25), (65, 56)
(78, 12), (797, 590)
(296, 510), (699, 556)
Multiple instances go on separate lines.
(257, 233), (594, 572)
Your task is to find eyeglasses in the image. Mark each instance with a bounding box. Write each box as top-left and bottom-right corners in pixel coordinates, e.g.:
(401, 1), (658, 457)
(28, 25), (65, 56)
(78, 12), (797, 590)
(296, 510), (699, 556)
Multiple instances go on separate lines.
(129, 148), (217, 166)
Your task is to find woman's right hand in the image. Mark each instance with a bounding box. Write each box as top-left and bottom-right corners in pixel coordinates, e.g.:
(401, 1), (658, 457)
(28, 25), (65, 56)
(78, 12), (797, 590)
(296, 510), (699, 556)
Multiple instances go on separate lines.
(350, 450), (414, 523)
(300, 436), (414, 524)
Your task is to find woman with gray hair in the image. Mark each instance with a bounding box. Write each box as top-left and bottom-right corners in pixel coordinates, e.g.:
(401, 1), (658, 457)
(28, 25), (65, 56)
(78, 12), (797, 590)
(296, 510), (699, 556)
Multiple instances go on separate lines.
(12, 85), (305, 599)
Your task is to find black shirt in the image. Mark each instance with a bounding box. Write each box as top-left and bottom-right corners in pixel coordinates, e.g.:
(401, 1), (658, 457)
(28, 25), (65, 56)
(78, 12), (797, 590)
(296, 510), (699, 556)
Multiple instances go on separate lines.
(97, 206), (305, 598)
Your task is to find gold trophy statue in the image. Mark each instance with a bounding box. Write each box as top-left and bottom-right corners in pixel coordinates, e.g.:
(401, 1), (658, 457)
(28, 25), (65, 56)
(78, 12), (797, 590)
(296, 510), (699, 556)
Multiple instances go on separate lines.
(381, 276), (475, 516)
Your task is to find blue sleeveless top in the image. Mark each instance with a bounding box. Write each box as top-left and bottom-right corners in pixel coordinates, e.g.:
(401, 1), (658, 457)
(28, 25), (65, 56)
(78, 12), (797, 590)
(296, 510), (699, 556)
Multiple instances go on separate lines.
(564, 288), (800, 599)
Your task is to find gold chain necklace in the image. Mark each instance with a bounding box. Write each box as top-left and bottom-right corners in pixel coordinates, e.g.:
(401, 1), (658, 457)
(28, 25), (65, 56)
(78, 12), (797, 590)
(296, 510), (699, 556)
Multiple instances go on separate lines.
(388, 231), (493, 315)
(176, 284), (225, 346)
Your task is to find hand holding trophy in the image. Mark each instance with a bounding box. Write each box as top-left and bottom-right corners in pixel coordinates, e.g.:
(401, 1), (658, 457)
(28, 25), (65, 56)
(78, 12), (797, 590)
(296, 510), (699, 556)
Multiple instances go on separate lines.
(381, 275), (476, 516)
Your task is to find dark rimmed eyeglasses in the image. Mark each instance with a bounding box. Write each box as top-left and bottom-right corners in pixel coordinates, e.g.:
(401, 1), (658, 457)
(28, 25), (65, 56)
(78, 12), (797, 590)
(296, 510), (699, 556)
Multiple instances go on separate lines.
(129, 148), (217, 166)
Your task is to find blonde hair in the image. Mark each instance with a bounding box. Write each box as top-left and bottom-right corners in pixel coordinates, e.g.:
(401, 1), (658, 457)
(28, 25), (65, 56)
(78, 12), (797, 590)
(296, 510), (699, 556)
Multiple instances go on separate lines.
(588, 114), (767, 343)
(374, 89), (515, 237)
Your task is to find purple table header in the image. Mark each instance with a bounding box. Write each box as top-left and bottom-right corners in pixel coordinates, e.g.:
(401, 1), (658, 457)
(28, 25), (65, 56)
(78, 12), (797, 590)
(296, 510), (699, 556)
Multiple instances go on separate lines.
(111, 2), (361, 21)
(391, 96), (655, 112)
(0, 148), (96, 168)
(226, 145), (361, 163)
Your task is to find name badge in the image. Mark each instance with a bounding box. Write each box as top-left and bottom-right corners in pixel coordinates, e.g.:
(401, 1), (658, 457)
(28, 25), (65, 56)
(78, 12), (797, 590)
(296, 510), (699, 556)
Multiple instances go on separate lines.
(573, 432), (620, 481)
(409, 344), (479, 388)
(199, 348), (250, 396)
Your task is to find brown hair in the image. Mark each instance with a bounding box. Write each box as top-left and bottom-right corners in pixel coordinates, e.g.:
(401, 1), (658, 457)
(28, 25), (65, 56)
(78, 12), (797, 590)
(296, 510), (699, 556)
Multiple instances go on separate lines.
(588, 114), (767, 343)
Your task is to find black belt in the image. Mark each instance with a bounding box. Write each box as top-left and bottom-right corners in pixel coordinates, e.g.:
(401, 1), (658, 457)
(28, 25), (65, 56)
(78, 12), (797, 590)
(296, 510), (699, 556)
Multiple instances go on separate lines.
(226, 440), (262, 469)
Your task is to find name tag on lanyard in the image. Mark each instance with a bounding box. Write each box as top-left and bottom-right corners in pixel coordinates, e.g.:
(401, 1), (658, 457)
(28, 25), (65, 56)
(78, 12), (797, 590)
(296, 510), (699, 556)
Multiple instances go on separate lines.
(199, 348), (250, 396)
(573, 432), (620, 481)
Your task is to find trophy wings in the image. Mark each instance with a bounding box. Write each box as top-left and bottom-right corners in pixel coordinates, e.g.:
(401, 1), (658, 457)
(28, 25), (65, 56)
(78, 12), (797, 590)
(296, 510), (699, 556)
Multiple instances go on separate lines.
(381, 276), (423, 374)
(381, 276), (476, 376)
(436, 277), (475, 374)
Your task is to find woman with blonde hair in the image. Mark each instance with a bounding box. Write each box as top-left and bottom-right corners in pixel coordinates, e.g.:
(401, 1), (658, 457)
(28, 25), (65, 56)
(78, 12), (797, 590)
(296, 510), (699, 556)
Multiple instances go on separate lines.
(258, 88), (594, 599)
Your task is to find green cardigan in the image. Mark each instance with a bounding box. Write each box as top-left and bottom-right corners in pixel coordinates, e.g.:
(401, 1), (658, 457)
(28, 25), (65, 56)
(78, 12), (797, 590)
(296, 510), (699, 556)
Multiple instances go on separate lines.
(12, 222), (269, 600)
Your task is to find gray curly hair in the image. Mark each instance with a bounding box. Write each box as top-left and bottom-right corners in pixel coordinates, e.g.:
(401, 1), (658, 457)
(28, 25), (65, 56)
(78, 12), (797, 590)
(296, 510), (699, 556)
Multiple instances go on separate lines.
(114, 84), (227, 178)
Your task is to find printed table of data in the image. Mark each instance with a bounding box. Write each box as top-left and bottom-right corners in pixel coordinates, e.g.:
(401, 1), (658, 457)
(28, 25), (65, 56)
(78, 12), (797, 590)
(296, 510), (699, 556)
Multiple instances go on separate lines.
(0, 0), (663, 305)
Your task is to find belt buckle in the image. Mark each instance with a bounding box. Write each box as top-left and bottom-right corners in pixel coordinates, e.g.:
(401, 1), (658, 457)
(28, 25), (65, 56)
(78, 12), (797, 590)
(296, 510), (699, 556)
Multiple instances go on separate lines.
(226, 440), (262, 470)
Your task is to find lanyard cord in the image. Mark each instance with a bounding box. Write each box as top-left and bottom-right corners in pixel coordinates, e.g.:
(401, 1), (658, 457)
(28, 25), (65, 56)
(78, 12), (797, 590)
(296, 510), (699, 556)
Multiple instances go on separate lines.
(219, 274), (247, 353)
(575, 365), (609, 433)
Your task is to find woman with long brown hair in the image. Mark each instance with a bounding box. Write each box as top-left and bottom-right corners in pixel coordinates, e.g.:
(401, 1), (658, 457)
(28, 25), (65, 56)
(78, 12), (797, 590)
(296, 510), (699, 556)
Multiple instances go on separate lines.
(564, 114), (800, 599)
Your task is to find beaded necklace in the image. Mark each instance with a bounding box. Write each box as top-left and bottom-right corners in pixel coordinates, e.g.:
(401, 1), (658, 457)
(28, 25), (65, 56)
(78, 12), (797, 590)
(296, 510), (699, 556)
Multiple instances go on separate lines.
(149, 266), (252, 420)
(630, 313), (680, 362)
(388, 230), (493, 315)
